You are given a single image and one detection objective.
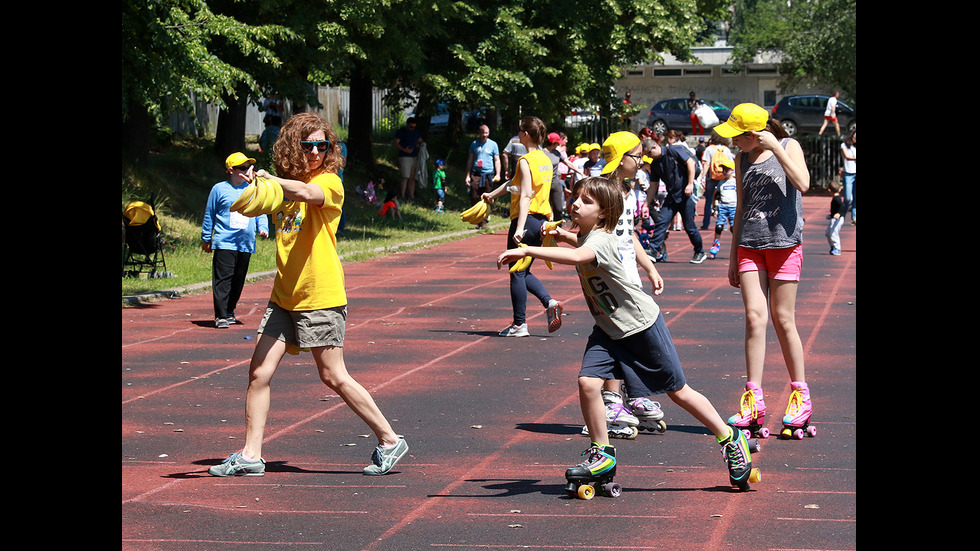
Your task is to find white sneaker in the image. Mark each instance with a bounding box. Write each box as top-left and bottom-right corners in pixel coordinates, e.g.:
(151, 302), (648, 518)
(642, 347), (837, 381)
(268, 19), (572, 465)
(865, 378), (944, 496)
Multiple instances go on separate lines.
(498, 323), (529, 337)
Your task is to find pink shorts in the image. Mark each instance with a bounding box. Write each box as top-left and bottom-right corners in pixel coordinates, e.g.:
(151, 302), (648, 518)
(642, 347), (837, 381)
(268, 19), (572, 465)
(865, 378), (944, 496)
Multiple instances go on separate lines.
(737, 245), (803, 281)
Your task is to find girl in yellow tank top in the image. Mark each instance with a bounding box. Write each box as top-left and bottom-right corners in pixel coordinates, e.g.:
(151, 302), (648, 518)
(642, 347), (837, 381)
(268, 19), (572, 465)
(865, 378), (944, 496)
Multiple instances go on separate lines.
(482, 116), (562, 337)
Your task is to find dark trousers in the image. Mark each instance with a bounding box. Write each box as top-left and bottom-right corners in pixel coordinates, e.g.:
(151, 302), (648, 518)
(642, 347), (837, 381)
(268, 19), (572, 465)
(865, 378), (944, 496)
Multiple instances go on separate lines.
(507, 215), (552, 325)
(212, 249), (251, 320)
(649, 195), (703, 255)
(701, 178), (719, 229)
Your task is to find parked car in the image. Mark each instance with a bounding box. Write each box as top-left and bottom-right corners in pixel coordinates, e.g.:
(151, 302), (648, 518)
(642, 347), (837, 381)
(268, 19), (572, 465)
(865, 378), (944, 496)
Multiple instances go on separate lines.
(565, 106), (598, 128)
(412, 102), (450, 129)
(770, 95), (856, 137)
(645, 98), (731, 136)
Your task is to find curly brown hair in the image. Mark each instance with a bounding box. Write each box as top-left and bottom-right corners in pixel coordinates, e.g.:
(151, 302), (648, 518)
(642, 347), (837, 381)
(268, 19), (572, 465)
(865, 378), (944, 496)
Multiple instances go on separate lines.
(272, 112), (342, 182)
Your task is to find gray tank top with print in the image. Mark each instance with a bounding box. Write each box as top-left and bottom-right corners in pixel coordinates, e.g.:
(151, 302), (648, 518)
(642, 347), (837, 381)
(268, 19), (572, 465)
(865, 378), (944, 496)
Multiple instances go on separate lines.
(737, 138), (804, 249)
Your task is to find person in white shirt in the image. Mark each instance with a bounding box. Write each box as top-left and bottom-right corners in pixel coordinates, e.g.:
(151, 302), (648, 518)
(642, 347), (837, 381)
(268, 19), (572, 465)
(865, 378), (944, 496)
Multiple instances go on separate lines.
(819, 92), (840, 136)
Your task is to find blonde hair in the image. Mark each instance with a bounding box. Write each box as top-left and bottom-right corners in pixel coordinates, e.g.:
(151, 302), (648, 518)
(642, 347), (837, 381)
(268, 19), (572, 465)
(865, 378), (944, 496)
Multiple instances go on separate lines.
(571, 176), (623, 233)
(273, 112), (342, 181)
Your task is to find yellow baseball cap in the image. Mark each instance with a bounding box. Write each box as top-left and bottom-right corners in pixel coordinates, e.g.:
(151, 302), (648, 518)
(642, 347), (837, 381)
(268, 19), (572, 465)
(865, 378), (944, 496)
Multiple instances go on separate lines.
(720, 156), (735, 169)
(713, 103), (770, 138)
(225, 151), (257, 170)
(600, 131), (641, 175)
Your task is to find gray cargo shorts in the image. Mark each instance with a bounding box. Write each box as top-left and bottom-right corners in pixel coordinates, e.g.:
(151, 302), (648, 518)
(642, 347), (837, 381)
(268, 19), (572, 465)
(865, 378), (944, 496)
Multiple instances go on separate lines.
(257, 302), (347, 349)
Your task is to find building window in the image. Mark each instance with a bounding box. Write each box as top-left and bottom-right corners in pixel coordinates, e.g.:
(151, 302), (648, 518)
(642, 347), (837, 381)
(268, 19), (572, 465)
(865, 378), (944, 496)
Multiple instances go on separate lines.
(684, 68), (712, 76)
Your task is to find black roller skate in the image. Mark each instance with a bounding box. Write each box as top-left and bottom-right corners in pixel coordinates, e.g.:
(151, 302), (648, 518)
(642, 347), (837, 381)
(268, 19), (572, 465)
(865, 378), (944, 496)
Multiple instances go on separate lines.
(564, 443), (621, 500)
(720, 424), (761, 492)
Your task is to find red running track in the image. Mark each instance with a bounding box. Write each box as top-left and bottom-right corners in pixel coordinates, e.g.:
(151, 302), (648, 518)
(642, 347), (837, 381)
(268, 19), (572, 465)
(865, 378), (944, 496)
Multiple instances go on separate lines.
(123, 195), (856, 550)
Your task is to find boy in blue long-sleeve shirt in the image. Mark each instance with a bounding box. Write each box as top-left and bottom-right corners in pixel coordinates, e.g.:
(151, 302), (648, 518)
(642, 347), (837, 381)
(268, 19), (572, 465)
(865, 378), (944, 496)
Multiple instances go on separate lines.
(202, 152), (270, 328)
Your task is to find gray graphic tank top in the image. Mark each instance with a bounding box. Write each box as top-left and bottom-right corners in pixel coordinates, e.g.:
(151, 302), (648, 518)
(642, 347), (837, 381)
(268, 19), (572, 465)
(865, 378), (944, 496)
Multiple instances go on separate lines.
(737, 138), (804, 249)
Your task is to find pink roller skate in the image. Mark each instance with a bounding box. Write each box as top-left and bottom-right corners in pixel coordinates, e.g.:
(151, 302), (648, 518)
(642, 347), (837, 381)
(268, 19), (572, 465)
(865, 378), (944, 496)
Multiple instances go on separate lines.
(780, 381), (816, 440)
(728, 382), (769, 439)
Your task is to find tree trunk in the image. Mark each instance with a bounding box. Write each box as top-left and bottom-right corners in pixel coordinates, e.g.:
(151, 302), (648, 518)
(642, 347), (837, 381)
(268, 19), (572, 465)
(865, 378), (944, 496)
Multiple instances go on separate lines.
(214, 84), (250, 161)
(347, 68), (374, 170)
(122, 97), (151, 169)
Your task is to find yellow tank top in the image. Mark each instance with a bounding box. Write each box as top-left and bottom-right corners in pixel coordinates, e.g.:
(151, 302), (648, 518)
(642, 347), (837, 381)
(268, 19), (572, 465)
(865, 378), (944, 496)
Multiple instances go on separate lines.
(509, 149), (553, 220)
(270, 172), (347, 311)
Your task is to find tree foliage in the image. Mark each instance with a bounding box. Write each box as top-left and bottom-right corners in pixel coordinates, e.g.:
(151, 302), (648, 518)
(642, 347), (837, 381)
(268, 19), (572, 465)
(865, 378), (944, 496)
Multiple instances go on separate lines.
(122, 0), (741, 164)
(729, 0), (856, 103)
(121, 0), (295, 125)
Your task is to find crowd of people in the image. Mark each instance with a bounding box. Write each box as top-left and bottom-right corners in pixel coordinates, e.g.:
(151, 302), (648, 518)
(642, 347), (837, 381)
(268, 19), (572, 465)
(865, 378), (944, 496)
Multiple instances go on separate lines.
(199, 102), (853, 491)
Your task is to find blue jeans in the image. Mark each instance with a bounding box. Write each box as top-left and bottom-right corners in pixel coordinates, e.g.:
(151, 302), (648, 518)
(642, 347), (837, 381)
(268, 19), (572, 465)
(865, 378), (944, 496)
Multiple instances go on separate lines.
(648, 195), (703, 256)
(507, 214), (552, 325)
(843, 172), (856, 220)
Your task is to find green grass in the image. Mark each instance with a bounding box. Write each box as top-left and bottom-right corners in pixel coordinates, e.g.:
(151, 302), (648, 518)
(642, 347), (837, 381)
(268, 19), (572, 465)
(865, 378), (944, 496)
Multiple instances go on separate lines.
(122, 132), (510, 302)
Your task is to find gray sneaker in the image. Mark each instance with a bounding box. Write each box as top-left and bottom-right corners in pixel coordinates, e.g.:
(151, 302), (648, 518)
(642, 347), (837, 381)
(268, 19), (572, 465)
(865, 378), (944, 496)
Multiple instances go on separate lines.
(363, 437), (409, 475)
(690, 251), (707, 264)
(208, 452), (266, 476)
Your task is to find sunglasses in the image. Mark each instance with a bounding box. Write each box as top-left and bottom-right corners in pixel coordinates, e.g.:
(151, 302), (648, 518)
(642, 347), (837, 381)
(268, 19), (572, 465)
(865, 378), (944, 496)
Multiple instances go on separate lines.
(232, 163), (253, 171)
(300, 140), (331, 152)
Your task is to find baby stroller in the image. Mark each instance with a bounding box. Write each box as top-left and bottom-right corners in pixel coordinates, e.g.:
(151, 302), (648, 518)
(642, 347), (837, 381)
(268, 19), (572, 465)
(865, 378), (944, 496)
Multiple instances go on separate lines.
(122, 195), (172, 278)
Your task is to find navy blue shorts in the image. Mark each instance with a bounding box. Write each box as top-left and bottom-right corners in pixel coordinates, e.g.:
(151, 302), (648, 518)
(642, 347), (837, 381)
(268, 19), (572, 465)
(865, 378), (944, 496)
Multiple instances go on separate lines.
(579, 313), (687, 398)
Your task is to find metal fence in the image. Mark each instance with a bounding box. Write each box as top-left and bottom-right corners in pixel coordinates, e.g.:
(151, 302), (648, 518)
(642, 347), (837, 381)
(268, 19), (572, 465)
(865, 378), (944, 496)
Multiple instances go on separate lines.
(796, 135), (846, 190)
(166, 87), (409, 138)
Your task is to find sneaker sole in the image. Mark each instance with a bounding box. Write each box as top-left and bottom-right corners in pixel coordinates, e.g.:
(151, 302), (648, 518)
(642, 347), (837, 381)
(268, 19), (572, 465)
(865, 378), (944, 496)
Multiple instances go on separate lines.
(548, 302), (563, 333)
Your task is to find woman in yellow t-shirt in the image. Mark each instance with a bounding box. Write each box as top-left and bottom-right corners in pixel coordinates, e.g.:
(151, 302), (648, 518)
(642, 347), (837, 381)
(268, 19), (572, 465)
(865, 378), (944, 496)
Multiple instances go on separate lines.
(482, 116), (563, 337)
(209, 112), (408, 478)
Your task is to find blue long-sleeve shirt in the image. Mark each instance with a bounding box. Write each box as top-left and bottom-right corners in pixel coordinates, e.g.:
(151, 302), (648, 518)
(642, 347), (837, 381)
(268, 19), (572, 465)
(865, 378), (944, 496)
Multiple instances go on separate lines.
(202, 180), (269, 253)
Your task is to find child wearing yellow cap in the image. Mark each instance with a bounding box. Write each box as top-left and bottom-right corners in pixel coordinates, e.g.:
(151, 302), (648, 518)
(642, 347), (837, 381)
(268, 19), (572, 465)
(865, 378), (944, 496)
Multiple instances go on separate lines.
(707, 156), (736, 259)
(202, 152), (269, 328)
(715, 103), (815, 441)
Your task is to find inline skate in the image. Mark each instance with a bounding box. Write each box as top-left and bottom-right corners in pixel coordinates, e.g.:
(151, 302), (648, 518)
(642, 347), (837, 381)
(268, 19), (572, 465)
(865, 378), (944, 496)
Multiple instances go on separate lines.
(628, 397), (667, 434)
(709, 239), (721, 259)
(581, 390), (639, 439)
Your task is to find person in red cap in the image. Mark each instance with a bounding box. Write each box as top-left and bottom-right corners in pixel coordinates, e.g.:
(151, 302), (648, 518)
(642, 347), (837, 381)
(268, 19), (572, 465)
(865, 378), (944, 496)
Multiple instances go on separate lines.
(543, 132), (586, 220)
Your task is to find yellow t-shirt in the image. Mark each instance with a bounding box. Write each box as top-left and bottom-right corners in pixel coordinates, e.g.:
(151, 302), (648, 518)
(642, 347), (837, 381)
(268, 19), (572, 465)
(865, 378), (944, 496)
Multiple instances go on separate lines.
(269, 172), (346, 311)
(509, 149), (553, 220)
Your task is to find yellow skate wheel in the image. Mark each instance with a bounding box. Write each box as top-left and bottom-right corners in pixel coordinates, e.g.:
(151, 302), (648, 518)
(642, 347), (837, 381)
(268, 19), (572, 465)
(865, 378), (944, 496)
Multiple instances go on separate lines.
(577, 484), (595, 500)
(749, 468), (761, 483)
(656, 420), (667, 433)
